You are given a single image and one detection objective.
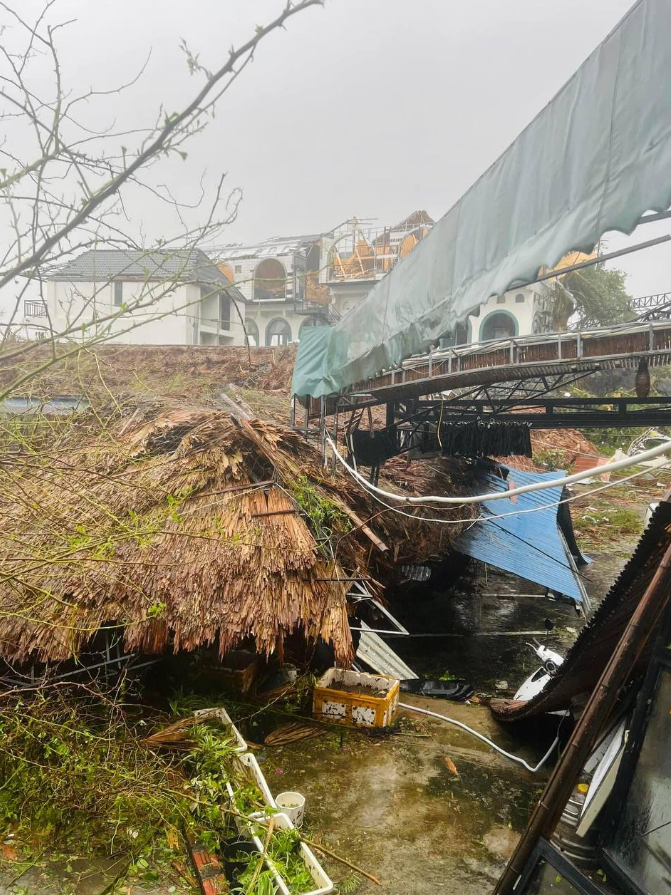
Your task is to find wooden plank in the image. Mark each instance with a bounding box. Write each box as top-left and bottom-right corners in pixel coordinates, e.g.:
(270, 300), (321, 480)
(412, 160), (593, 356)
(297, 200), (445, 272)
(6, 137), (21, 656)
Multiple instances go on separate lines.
(331, 499), (389, 553)
(184, 832), (229, 895)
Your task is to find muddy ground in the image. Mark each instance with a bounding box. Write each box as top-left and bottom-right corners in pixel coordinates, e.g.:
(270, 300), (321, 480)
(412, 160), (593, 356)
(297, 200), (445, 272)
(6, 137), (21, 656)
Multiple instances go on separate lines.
(258, 556), (619, 895)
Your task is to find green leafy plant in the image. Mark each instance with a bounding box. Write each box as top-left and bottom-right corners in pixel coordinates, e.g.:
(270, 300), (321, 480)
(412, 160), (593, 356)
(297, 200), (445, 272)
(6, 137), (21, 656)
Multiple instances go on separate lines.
(533, 448), (569, 471)
(291, 476), (351, 556)
(339, 872), (364, 894)
(562, 263), (634, 329)
(0, 692), (267, 884)
(234, 825), (314, 895)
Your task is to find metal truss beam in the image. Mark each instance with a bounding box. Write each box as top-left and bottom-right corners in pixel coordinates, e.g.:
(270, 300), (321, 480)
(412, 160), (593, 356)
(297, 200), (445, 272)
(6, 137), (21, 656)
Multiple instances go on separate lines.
(409, 396), (671, 430)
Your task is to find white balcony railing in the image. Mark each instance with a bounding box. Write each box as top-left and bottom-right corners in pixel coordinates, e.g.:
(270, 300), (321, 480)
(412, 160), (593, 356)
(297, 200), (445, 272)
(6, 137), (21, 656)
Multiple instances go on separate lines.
(24, 300), (48, 317)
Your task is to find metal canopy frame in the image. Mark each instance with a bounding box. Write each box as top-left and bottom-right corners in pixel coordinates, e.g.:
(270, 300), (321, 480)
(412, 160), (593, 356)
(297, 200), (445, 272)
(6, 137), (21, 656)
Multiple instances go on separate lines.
(295, 319), (671, 423)
(335, 391), (671, 469)
(514, 839), (606, 895)
(347, 580), (409, 636)
(598, 605), (671, 895)
(0, 628), (161, 690)
(400, 395), (671, 431)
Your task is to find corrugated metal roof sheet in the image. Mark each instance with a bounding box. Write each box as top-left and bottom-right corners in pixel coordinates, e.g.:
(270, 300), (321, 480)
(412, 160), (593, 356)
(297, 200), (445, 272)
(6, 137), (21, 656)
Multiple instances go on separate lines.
(218, 236), (319, 260)
(356, 622), (418, 679)
(453, 463), (588, 604)
(49, 249), (236, 289)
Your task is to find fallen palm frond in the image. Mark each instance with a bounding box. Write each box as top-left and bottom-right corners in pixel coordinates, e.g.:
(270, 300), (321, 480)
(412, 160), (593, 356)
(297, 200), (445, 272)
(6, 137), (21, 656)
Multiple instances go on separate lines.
(264, 721), (325, 746)
(141, 708), (236, 752)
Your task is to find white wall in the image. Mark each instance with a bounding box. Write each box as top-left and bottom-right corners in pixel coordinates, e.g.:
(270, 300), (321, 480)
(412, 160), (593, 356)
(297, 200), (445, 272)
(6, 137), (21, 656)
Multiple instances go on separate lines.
(41, 279), (247, 346)
(197, 284), (247, 345)
(467, 285), (552, 342)
(226, 252), (302, 303)
(330, 281), (375, 318)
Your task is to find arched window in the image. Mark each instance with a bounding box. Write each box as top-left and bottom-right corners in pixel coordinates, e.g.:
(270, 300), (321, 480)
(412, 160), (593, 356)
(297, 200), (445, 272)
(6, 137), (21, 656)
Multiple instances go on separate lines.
(244, 319), (259, 347)
(253, 258), (287, 301)
(480, 311), (518, 342)
(265, 317), (292, 347)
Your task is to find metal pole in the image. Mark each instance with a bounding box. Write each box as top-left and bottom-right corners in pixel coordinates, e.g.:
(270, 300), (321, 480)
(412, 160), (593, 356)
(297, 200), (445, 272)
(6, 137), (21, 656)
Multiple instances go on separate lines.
(322, 397), (330, 462)
(332, 401), (340, 473)
(638, 209), (671, 225)
(494, 535), (671, 895)
(517, 234), (671, 290)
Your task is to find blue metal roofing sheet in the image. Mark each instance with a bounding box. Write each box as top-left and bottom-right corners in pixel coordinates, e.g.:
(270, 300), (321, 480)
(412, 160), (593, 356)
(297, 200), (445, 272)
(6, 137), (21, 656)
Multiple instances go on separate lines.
(453, 464), (587, 604)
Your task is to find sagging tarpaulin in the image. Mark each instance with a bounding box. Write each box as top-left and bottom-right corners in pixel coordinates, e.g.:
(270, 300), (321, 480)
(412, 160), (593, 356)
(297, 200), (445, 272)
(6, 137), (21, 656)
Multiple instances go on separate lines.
(292, 0), (671, 399)
(452, 462), (589, 607)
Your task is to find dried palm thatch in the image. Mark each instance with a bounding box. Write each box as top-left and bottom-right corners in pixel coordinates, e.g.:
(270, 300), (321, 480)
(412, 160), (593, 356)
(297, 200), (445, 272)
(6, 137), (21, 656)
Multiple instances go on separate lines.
(0, 404), (360, 666)
(0, 399), (478, 669)
(0, 343), (297, 402)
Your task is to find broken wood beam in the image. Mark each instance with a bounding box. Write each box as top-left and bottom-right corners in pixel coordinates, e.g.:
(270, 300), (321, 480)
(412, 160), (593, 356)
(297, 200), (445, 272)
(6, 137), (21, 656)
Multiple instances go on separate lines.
(331, 500), (389, 552)
(184, 832), (229, 895)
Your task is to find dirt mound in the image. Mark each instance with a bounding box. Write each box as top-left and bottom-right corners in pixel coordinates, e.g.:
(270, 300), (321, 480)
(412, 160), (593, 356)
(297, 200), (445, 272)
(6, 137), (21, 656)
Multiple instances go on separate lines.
(531, 428), (602, 463)
(0, 343), (296, 404)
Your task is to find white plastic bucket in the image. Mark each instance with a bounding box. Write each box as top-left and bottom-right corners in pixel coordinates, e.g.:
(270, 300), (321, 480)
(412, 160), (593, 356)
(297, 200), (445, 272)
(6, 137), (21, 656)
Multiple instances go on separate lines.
(275, 791), (306, 828)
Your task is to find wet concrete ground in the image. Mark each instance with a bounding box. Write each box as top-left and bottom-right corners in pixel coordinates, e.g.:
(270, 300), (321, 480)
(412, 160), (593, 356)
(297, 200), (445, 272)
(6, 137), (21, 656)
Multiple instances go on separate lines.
(386, 551), (626, 693)
(258, 550), (629, 895)
(261, 699), (549, 894)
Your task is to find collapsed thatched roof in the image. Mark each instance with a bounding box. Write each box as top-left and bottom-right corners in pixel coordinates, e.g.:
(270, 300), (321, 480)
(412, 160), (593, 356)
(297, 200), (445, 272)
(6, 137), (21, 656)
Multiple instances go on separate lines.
(0, 406), (355, 664)
(0, 402), (475, 667)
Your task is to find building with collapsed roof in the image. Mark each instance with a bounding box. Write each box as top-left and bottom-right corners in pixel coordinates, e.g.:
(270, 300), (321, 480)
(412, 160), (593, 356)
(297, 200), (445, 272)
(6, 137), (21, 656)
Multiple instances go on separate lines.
(18, 214), (564, 348)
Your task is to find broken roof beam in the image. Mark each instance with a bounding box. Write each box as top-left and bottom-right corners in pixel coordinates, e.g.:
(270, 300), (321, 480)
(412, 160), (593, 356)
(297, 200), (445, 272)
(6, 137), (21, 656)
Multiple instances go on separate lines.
(331, 499), (389, 553)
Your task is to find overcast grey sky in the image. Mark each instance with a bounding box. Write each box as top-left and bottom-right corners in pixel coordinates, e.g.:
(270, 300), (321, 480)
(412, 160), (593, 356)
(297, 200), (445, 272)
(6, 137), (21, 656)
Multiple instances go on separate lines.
(8, 0), (671, 297)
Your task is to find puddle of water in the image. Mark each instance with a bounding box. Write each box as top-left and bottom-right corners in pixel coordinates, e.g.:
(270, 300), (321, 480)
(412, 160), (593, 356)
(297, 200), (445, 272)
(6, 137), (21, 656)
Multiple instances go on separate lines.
(385, 555), (621, 691)
(423, 757), (540, 832)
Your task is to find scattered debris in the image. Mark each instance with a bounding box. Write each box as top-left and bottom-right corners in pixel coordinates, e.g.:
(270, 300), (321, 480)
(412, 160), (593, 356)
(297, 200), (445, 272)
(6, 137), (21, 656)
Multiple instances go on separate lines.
(444, 756), (460, 778)
(264, 722), (326, 747)
(453, 460), (590, 607)
(399, 678), (474, 701)
(355, 622), (418, 680)
(142, 707), (246, 752)
(185, 834), (228, 895)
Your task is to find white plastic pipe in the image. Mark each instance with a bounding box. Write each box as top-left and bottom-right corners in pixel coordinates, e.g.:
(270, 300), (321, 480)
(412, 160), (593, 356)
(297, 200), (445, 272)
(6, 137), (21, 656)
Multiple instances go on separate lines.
(399, 702), (559, 774)
(328, 434), (670, 505)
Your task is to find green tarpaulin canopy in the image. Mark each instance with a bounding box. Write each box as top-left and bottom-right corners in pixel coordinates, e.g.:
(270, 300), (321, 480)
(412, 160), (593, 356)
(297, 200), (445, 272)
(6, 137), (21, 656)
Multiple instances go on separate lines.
(293, 0), (671, 399)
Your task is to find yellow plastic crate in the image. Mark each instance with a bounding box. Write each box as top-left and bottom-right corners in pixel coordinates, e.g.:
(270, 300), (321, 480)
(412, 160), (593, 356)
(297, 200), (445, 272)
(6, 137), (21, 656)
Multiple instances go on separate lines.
(312, 669), (399, 728)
